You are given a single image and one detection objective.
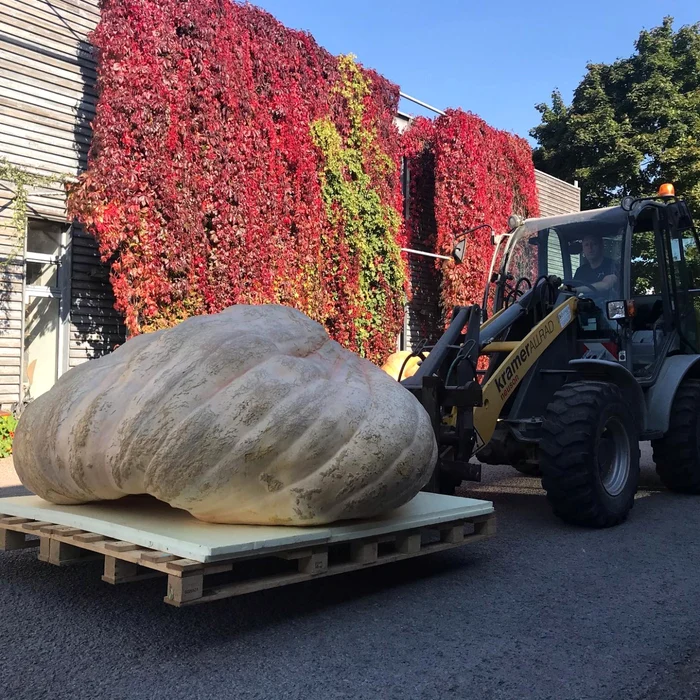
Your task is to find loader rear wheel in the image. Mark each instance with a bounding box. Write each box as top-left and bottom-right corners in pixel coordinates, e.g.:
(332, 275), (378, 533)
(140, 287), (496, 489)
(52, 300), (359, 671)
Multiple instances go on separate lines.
(652, 380), (700, 493)
(539, 381), (640, 528)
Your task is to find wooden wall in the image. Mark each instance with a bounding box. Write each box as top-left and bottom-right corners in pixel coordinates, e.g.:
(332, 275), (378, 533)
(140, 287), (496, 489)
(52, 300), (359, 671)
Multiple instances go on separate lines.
(535, 169), (581, 217)
(0, 0), (124, 410)
(403, 254), (442, 350)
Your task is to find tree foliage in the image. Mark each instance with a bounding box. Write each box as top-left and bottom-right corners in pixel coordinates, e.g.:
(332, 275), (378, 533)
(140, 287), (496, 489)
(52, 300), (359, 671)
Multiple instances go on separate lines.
(531, 17), (700, 217)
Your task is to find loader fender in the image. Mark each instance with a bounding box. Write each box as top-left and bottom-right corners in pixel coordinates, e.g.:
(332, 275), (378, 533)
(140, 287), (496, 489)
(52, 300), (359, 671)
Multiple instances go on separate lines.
(644, 355), (700, 435)
(568, 359), (647, 431)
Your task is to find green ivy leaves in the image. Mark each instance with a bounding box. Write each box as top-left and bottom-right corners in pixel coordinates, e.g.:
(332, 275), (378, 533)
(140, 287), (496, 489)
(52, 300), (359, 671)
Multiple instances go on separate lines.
(311, 55), (405, 356)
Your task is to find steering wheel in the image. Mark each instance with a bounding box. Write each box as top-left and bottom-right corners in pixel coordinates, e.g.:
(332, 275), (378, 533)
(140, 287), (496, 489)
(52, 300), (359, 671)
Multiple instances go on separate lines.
(504, 276), (532, 307)
(561, 279), (598, 295)
(560, 279), (612, 315)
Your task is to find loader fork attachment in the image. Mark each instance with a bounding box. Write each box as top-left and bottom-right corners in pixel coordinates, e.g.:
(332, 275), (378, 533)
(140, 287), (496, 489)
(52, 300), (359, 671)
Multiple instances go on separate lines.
(401, 305), (484, 490)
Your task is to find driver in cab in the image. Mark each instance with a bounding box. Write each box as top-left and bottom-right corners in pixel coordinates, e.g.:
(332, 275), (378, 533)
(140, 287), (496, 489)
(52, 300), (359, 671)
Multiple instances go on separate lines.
(574, 233), (618, 295)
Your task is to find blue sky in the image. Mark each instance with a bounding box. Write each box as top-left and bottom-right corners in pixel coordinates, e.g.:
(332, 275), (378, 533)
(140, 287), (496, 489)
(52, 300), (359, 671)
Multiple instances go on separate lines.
(250, 1), (697, 143)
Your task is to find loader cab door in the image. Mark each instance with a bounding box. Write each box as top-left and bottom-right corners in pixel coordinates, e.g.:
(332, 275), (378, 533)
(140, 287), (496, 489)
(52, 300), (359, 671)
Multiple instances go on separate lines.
(628, 205), (677, 377)
(491, 226), (573, 313)
(665, 201), (700, 352)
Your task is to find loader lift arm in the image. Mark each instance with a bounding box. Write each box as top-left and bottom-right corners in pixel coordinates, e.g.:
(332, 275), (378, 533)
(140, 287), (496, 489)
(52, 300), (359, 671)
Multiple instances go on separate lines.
(396, 185), (700, 525)
(400, 277), (580, 493)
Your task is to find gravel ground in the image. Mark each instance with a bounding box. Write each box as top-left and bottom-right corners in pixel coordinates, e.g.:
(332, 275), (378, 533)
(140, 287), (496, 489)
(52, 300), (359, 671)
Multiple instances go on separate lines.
(2, 446), (700, 700)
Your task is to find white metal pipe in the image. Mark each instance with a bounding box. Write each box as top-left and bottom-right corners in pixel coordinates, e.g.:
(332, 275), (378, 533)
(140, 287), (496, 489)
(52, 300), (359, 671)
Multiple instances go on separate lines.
(399, 92), (446, 116)
(401, 247), (451, 261)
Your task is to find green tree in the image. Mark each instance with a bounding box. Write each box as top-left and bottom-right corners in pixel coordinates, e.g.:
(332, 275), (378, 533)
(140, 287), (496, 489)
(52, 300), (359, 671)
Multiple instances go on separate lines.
(531, 17), (700, 217)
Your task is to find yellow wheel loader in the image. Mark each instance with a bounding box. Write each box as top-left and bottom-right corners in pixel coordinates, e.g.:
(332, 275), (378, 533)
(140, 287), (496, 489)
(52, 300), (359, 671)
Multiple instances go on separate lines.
(397, 184), (700, 528)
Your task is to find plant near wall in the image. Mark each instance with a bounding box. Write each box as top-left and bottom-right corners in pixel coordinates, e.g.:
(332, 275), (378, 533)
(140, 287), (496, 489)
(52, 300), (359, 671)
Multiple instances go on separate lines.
(402, 110), (540, 323)
(67, 0), (406, 364)
(401, 116), (441, 341)
(0, 413), (18, 458)
(311, 55), (406, 358)
(0, 158), (67, 266)
(433, 110), (539, 317)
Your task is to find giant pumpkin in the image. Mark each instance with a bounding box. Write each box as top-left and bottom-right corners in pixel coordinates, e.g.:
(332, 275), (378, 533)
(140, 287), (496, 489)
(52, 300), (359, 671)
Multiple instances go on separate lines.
(13, 305), (438, 525)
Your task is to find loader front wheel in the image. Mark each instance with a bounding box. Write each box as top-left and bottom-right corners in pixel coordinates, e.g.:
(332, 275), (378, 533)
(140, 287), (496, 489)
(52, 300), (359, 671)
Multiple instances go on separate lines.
(652, 380), (700, 494)
(539, 381), (640, 528)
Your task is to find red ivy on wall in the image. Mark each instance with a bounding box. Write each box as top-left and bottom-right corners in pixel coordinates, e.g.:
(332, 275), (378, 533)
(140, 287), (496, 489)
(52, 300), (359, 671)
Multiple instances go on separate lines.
(402, 109), (540, 323)
(68, 0), (406, 364)
(401, 116), (441, 341)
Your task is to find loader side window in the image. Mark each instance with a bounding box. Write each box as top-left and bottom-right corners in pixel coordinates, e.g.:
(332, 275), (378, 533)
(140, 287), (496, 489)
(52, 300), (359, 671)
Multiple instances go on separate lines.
(546, 229), (566, 279)
(669, 226), (700, 291)
(629, 208), (671, 376)
(669, 224), (700, 352)
(507, 233), (539, 283)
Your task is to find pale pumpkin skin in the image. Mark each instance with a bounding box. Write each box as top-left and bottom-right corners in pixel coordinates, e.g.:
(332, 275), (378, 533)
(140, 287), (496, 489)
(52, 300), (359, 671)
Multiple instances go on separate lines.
(13, 305), (438, 525)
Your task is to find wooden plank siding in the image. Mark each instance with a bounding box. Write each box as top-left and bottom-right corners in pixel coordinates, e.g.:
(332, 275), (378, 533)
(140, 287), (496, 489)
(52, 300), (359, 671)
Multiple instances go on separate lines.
(535, 169), (581, 217)
(404, 254), (442, 351)
(69, 227), (125, 367)
(0, 0), (124, 409)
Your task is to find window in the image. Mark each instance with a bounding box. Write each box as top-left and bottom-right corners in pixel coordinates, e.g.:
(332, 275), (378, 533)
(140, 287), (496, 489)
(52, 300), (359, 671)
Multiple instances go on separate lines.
(670, 226), (700, 291)
(23, 220), (70, 401)
(628, 207), (671, 375)
(668, 219), (700, 352)
(630, 213), (663, 296)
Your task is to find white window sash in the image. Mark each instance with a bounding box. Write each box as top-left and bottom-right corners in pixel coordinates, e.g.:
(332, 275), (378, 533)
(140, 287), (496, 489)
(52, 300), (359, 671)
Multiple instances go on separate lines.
(25, 285), (61, 300)
(25, 252), (60, 265)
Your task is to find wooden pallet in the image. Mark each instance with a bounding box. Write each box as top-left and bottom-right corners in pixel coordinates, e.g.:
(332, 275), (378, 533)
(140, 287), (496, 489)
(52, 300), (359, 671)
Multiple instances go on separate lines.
(0, 511), (496, 606)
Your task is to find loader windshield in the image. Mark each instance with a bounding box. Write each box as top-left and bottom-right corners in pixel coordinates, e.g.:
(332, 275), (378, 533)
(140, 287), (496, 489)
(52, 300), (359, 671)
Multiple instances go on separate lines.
(496, 207), (627, 313)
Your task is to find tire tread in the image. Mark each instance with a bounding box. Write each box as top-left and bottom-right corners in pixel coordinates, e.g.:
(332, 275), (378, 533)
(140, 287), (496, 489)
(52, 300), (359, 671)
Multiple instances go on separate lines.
(540, 381), (640, 528)
(652, 380), (700, 493)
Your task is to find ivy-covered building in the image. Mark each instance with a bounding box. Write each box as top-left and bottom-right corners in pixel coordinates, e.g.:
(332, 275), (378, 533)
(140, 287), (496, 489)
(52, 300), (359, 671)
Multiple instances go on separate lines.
(0, 0), (580, 413)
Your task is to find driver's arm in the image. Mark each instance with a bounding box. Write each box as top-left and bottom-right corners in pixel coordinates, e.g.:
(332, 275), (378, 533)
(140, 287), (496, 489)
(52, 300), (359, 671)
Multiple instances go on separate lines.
(588, 274), (618, 292)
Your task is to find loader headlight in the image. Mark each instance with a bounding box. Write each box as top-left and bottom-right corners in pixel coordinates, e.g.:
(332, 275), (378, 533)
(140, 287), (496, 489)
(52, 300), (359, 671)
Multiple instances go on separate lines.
(606, 300), (628, 321)
(507, 214), (523, 231)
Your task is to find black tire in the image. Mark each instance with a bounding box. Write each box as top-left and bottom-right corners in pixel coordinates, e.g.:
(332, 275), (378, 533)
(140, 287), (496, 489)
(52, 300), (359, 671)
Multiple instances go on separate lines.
(652, 380), (700, 493)
(513, 462), (542, 477)
(539, 381), (640, 528)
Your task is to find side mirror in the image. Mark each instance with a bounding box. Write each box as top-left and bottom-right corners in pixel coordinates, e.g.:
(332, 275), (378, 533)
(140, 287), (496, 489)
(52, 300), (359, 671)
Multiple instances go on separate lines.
(452, 239), (466, 264)
(607, 300), (634, 322)
(452, 222), (495, 263)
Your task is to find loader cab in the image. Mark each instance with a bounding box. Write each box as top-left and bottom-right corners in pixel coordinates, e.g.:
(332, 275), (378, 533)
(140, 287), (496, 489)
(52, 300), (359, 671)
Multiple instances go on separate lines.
(489, 186), (700, 382)
(490, 206), (627, 341)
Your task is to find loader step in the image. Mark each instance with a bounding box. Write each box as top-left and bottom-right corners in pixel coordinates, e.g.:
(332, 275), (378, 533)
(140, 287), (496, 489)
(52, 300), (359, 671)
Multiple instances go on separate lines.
(0, 493), (495, 607)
